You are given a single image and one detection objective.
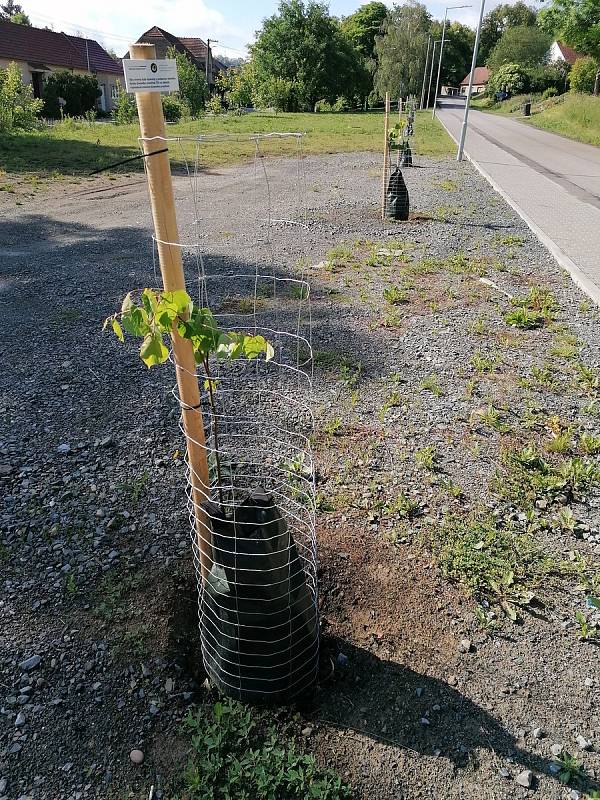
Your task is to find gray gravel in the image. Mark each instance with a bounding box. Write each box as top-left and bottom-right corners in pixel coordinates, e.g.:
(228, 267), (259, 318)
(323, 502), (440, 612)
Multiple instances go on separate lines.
(1, 149), (600, 799)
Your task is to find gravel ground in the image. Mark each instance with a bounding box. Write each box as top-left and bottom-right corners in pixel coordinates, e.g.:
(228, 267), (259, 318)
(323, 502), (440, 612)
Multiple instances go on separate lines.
(1, 149), (600, 800)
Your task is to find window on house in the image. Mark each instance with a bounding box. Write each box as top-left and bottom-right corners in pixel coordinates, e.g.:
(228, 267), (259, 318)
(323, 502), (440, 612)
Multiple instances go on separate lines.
(110, 84), (118, 100)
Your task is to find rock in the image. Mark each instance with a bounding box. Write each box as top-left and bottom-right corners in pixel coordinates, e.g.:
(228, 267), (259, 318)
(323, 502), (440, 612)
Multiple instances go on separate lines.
(165, 678), (174, 693)
(498, 767), (510, 779)
(550, 743), (563, 757)
(19, 655), (41, 671)
(129, 749), (144, 765)
(14, 712), (26, 727)
(416, 687), (424, 697)
(149, 702), (159, 716)
(532, 727), (545, 739)
(420, 717), (430, 726)
(575, 734), (592, 751)
(57, 444), (71, 454)
(0, 779), (7, 794)
(301, 726), (314, 737)
(447, 674), (458, 686)
(458, 639), (472, 653)
(515, 769), (533, 788)
(336, 652), (348, 666)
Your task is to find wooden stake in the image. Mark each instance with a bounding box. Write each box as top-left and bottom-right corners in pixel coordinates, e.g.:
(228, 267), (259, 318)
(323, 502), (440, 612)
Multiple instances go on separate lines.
(381, 92), (390, 221)
(129, 43), (213, 583)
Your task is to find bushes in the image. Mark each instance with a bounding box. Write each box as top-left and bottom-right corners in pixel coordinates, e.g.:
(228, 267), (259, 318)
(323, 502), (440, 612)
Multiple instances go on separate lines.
(570, 56), (599, 94)
(0, 61), (42, 130)
(315, 96), (351, 112)
(112, 80), (136, 124)
(161, 94), (185, 122)
(542, 86), (558, 100)
(43, 71), (100, 117)
(488, 63), (528, 96)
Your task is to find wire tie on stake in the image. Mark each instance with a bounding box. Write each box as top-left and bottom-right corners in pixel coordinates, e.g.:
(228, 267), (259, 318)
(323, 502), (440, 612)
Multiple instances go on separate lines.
(89, 147), (169, 176)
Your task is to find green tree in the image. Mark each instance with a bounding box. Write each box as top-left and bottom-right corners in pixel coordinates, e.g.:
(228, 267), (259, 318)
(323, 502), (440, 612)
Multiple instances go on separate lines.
(251, 0), (368, 110)
(539, 0), (600, 94)
(479, 2), (538, 63)
(0, 0), (22, 18)
(374, 1), (431, 99)
(570, 55), (600, 92)
(487, 25), (552, 71)
(487, 62), (528, 95)
(10, 10), (30, 23)
(253, 75), (295, 112)
(166, 45), (207, 115)
(42, 71), (101, 117)
(111, 79), (135, 124)
(430, 20), (475, 87)
(217, 63), (254, 109)
(340, 2), (388, 59)
(0, 61), (42, 130)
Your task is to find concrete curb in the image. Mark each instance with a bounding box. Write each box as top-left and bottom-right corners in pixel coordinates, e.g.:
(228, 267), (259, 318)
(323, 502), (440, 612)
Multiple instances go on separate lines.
(437, 114), (600, 307)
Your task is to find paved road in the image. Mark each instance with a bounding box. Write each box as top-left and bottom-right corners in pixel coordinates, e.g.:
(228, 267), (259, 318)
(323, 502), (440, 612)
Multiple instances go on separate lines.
(437, 98), (600, 303)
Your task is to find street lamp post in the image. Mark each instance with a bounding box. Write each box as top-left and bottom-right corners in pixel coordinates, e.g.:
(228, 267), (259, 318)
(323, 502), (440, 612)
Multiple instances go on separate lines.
(419, 36), (432, 110)
(432, 4), (471, 119)
(426, 40), (441, 110)
(457, 0), (486, 160)
(206, 38), (218, 87)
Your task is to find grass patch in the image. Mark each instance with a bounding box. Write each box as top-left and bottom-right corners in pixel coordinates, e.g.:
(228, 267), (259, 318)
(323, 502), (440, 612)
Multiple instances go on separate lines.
(179, 699), (351, 800)
(505, 287), (557, 329)
(0, 110), (453, 189)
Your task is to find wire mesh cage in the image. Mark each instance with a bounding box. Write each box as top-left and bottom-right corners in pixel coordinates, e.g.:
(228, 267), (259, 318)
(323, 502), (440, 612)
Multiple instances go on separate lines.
(144, 132), (319, 703)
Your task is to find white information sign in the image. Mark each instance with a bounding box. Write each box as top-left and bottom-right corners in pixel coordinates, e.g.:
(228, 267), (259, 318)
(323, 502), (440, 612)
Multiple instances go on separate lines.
(123, 59), (179, 93)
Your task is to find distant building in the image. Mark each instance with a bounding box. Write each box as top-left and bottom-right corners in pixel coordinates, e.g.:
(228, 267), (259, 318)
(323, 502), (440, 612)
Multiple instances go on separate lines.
(0, 19), (123, 111)
(547, 41), (584, 66)
(460, 66), (490, 95)
(127, 26), (227, 89)
(441, 85), (460, 96)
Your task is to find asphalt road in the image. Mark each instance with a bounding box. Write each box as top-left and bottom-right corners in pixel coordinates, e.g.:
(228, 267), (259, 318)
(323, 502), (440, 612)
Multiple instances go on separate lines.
(437, 97), (600, 304)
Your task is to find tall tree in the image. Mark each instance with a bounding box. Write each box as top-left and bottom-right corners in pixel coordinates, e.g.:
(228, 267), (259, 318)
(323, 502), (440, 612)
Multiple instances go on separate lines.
(374, 1), (431, 98)
(539, 0), (600, 93)
(340, 2), (388, 59)
(10, 10), (30, 24)
(0, 0), (22, 17)
(430, 20), (475, 87)
(166, 46), (208, 115)
(487, 25), (552, 71)
(251, 0), (368, 110)
(478, 1), (537, 63)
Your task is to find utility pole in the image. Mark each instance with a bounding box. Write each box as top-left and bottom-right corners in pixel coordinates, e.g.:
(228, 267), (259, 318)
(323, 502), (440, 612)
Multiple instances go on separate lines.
(426, 40), (441, 110)
(420, 36), (432, 110)
(206, 38), (218, 88)
(432, 4), (471, 118)
(457, 0), (486, 160)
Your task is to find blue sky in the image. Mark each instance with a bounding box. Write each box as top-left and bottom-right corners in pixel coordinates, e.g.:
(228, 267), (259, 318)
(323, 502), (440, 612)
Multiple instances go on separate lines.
(25, 0), (491, 58)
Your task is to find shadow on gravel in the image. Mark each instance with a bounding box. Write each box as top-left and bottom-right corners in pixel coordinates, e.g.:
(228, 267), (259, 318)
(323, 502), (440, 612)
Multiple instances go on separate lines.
(316, 637), (600, 794)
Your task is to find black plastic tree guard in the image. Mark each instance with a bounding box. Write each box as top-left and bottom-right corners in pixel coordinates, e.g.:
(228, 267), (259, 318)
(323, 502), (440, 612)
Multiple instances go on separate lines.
(400, 145), (413, 167)
(386, 167), (410, 220)
(201, 489), (319, 704)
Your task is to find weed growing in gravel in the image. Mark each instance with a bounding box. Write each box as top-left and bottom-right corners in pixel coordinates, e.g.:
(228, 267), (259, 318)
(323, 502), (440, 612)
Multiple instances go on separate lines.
(384, 492), (420, 518)
(580, 432), (600, 454)
(118, 471), (150, 503)
(323, 417), (343, 437)
(381, 308), (403, 328)
(415, 445), (438, 472)
(180, 699), (351, 800)
(494, 234), (525, 247)
(431, 513), (559, 619)
(383, 285), (409, 305)
(438, 477), (463, 499)
(493, 445), (600, 507)
(555, 506), (577, 533)
(470, 350), (498, 374)
(528, 364), (560, 391)
(468, 317), (487, 335)
(465, 378), (478, 398)
(505, 287), (557, 329)
(555, 752), (584, 786)
(550, 332), (581, 360)
(379, 390), (403, 420)
(436, 178), (458, 191)
(575, 610), (599, 641)
(475, 404), (511, 434)
(545, 426), (574, 454)
(326, 243), (354, 271)
(442, 252), (487, 276)
(574, 362), (599, 395)
(419, 374), (444, 397)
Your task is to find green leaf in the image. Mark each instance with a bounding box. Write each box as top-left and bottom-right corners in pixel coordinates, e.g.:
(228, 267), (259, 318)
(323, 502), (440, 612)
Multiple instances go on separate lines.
(121, 292), (133, 314)
(111, 318), (124, 342)
(587, 596), (600, 610)
(139, 332), (169, 367)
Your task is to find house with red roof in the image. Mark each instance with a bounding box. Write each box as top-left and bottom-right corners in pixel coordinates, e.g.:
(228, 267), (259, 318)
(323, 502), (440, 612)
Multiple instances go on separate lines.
(548, 41), (584, 66)
(460, 66), (490, 96)
(0, 19), (123, 112)
(128, 26), (226, 89)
